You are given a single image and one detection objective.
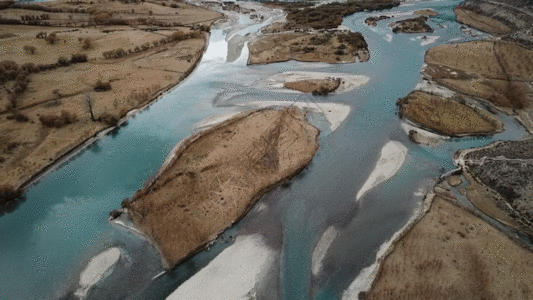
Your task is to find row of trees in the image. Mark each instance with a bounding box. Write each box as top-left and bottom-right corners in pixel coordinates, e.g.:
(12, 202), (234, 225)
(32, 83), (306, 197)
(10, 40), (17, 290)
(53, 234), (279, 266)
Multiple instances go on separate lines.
(102, 30), (203, 59)
(20, 14), (50, 21)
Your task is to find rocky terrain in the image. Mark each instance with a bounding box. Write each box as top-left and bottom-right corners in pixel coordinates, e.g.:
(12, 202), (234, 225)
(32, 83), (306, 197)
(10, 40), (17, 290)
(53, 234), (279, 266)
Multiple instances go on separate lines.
(456, 139), (533, 235)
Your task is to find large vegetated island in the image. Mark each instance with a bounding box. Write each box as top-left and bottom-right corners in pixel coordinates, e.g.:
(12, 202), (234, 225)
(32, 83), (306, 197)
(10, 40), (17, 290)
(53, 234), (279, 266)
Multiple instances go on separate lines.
(122, 107), (320, 267)
(247, 0), (400, 65)
(0, 0), (223, 195)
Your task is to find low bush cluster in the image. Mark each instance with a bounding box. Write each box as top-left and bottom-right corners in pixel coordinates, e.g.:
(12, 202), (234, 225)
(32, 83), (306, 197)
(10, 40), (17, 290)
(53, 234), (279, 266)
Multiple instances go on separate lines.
(99, 112), (118, 126)
(94, 80), (111, 92)
(39, 110), (77, 128)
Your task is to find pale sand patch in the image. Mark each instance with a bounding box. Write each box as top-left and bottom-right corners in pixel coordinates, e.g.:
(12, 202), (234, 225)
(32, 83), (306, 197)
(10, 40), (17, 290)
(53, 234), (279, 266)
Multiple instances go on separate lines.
(400, 122), (450, 140)
(418, 36), (440, 46)
(312, 226), (339, 276)
(415, 78), (455, 98)
(74, 247), (121, 299)
(267, 71), (370, 94)
(356, 141), (408, 201)
(166, 235), (275, 300)
(194, 111), (245, 130)
(242, 101), (351, 131)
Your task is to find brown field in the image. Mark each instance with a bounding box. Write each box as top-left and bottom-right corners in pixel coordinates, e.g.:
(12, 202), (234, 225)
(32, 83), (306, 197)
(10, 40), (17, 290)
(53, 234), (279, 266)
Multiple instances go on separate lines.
(248, 30), (369, 65)
(454, 7), (513, 35)
(366, 190), (533, 300)
(0, 0), (223, 190)
(398, 91), (502, 136)
(423, 40), (533, 130)
(124, 107), (320, 267)
(283, 78), (341, 95)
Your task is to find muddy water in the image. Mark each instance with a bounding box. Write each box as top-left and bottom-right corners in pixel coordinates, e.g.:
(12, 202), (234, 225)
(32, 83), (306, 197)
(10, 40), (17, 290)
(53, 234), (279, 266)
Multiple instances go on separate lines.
(0, 1), (530, 300)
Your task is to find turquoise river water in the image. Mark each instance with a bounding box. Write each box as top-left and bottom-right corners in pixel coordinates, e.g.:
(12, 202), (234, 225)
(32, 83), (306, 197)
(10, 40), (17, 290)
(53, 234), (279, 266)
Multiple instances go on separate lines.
(0, 0), (530, 299)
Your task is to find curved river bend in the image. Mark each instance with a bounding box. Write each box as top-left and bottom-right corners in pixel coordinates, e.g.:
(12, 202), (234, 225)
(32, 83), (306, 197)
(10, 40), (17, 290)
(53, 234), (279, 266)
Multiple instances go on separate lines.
(0, 1), (529, 299)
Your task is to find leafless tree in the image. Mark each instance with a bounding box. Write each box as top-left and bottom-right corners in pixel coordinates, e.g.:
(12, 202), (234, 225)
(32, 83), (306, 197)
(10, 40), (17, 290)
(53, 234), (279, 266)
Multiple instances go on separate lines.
(84, 93), (96, 121)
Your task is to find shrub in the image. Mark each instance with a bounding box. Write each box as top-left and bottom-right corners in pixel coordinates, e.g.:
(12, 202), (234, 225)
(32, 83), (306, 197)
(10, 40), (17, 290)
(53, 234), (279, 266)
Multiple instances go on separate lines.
(141, 43), (150, 51)
(70, 53), (88, 63)
(94, 80), (111, 92)
(36, 31), (47, 38)
(45, 32), (58, 44)
(23, 45), (37, 54)
(334, 49), (345, 55)
(39, 110), (77, 128)
(82, 38), (92, 50)
(57, 56), (70, 66)
(0, 185), (22, 205)
(6, 111), (29, 122)
(199, 24), (210, 32)
(99, 112), (118, 126)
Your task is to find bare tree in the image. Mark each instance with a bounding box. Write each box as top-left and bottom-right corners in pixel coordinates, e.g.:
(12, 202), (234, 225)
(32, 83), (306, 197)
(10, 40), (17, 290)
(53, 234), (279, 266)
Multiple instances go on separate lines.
(84, 93), (96, 121)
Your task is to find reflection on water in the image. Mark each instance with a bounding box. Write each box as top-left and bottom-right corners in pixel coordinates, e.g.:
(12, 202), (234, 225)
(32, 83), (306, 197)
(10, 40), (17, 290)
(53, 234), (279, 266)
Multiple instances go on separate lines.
(0, 1), (530, 300)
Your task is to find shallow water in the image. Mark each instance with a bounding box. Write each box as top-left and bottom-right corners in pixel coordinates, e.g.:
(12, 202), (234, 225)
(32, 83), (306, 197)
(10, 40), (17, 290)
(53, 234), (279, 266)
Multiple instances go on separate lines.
(0, 1), (530, 300)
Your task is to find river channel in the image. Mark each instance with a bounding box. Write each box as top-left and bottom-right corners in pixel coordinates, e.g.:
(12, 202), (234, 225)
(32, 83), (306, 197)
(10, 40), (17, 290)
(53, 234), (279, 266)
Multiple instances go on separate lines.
(0, 0), (530, 299)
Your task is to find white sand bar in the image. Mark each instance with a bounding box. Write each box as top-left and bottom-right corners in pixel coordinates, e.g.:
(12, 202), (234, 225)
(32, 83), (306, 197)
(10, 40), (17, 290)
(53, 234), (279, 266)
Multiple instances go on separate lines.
(166, 234), (275, 300)
(74, 247), (121, 299)
(243, 101), (351, 131)
(312, 226), (339, 276)
(267, 72), (370, 94)
(356, 141), (408, 201)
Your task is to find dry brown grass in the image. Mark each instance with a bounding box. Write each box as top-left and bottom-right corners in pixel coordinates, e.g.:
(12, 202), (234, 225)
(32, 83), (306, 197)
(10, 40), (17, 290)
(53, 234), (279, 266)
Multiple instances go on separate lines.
(367, 195), (533, 300)
(424, 41), (533, 114)
(0, 0), (223, 189)
(126, 108), (320, 267)
(454, 7), (513, 35)
(399, 91), (502, 136)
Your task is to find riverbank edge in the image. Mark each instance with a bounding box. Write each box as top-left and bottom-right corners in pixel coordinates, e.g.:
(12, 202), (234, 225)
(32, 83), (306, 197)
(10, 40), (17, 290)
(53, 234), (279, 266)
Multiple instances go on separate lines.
(17, 25), (223, 192)
(362, 164), (533, 297)
(124, 107), (320, 269)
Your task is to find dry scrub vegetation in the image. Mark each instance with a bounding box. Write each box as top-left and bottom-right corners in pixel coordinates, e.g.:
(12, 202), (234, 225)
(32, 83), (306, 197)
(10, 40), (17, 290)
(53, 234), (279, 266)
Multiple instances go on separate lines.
(248, 30), (369, 65)
(262, 0), (399, 30)
(124, 107), (320, 267)
(366, 191), (533, 300)
(398, 91), (502, 136)
(0, 0), (222, 191)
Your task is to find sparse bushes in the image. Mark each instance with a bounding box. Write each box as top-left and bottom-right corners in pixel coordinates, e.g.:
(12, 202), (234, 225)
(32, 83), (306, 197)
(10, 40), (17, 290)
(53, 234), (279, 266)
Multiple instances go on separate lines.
(94, 80), (111, 92)
(23, 45), (37, 55)
(57, 56), (70, 66)
(103, 48), (126, 59)
(82, 38), (92, 50)
(6, 111), (29, 122)
(70, 53), (88, 63)
(45, 32), (58, 44)
(334, 49), (345, 55)
(39, 110), (77, 128)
